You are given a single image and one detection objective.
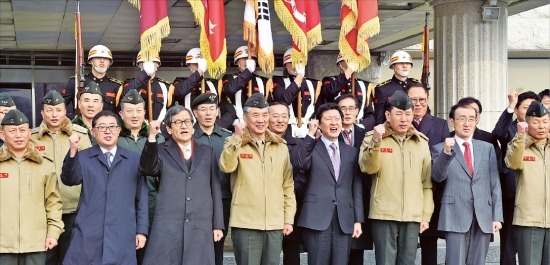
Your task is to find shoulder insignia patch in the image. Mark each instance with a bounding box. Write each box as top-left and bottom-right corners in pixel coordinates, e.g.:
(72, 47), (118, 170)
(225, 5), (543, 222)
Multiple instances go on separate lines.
(376, 79), (391, 87)
(156, 77), (172, 85)
(107, 77), (123, 85)
(30, 127), (40, 134)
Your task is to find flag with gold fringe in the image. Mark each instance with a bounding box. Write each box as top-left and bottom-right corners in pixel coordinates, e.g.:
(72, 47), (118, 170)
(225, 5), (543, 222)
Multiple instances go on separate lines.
(127, 0), (170, 63)
(339, 0), (379, 72)
(243, 0), (275, 74)
(188, 0), (227, 79)
(274, 0), (322, 67)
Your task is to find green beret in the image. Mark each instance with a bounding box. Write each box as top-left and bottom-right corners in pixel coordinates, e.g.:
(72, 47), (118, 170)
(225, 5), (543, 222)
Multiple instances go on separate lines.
(388, 90), (413, 111)
(81, 81), (102, 96)
(526, 100), (548, 117)
(120, 89), (144, 104)
(244, 93), (268, 108)
(192, 93), (217, 109)
(1, 109), (28, 126)
(0, 92), (15, 107)
(42, 90), (65, 106)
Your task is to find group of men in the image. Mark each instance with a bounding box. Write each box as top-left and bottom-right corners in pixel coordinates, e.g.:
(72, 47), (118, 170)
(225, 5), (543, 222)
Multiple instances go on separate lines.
(0, 43), (549, 265)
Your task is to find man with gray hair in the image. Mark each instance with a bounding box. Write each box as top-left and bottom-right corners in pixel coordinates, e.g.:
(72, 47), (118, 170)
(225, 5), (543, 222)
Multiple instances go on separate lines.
(220, 93), (296, 265)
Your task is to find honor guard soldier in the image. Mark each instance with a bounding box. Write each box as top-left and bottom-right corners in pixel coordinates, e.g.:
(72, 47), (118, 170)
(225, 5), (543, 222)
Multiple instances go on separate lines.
(270, 48), (320, 138)
(31, 90), (92, 265)
(62, 45), (124, 113)
(0, 92), (17, 147)
(318, 54), (376, 130)
(221, 46), (269, 124)
(172, 48), (236, 129)
(373, 51), (419, 125)
(123, 52), (174, 122)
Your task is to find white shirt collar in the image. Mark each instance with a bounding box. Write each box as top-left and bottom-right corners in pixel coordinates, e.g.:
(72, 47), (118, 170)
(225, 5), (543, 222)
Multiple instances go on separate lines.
(99, 146), (117, 157)
(320, 135), (339, 151)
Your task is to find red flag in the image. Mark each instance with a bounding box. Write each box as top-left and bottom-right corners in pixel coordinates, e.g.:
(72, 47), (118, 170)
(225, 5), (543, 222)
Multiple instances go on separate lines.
(128, 0), (170, 62)
(339, 0), (379, 71)
(189, 0), (227, 79)
(274, 0), (322, 66)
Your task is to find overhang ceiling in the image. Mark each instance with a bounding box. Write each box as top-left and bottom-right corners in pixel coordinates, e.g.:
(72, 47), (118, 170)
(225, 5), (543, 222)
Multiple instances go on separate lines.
(0, 0), (546, 56)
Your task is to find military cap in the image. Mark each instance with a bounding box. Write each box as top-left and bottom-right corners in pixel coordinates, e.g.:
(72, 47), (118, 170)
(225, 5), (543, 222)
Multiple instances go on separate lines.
(81, 81), (102, 96)
(0, 92), (15, 107)
(192, 93), (217, 109)
(120, 89), (144, 104)
(526, 100), (548, 117)
(42, 90), (65, 105)
(388, 90), (413, 110)
(1, 109), (28, 126)
(244, 93), (268, 108)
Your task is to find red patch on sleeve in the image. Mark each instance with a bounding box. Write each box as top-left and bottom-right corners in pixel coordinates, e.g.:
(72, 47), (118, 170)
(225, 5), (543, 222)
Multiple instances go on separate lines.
(240, 154), (253, 159)
(0, 173), (8, 178)
(380, 148), (393, 153)
(357, 91), (363, 96)
(323, 81), (331, 85)
(61, 88), (66, 95)
(140, 89), (147, 95)
(523, 156), (536, 161)
(273, 83), (278, 87)
(106, 92), (116, 98)
(373, 98), (378, 104)
(254, 87), (259, 92)
(303, 91), (310, 96)
(35, 146), (45, 151)
(157, 93), (164, 98)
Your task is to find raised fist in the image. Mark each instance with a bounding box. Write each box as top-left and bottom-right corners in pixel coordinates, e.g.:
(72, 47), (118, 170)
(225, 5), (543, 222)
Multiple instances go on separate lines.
(69, 133), (81, 157)
(517, 121), (528, 135)
(149, 120), (161, 140)
(373, 124), (385, 143)
(308, 119), (319, 136)
(234, 122), (246, 138)
(444, 137), (455, 154)
(507, 90), (519, 109)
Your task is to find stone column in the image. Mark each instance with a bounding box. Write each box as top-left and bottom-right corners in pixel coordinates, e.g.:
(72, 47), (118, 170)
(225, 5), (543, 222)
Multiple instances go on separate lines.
(431, 0), (510, 131)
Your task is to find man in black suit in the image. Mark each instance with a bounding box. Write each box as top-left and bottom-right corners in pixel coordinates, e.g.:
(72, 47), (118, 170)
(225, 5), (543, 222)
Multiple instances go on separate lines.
(405, 83), (449, 265)
(491, 90), (540, 265)
(296, 103), (364, 265)
(335, 94), (373, 265)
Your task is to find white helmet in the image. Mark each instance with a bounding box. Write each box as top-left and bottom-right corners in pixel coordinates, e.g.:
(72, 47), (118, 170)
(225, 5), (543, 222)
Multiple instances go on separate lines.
(389, 51), (413, 67)
(88, 45), (113, 65)
(283, 48), (293, 65)
(233, 46), (256, 65)
(336, 53), (345, 64)
(186, 48), (201, 65)
(136, 51), (161, 66)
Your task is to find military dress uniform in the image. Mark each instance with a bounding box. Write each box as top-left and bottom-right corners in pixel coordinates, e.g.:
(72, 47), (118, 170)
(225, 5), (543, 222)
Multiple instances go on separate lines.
(172, 72), (236, 129)
(270, 75), (319, 138)
(319, 72), (376, 129)
(62, 73), (124, 113)
(221, 69), (269, 123)
(123, 71), (175, 122)
(373, 76), (419, 125)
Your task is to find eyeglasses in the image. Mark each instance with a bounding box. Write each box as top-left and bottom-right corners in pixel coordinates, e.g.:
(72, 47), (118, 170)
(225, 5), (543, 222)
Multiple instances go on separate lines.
(197, 107), (217, 113)
(94, 125), (120, 132)
(455, 117), (476, 124)
(172, 119), (193, 127)
(411, 98), (428, 104)
(340, 106), (357, 113)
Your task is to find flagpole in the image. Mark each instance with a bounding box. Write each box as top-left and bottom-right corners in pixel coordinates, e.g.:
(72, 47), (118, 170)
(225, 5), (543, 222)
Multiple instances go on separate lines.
(351, 73), (356, 97)
(247, 36), (253, 97)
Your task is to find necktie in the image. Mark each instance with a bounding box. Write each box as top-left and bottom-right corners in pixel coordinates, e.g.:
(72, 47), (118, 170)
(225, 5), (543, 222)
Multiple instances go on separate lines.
(104, 152), (112, 168)
(463, 142), (474, 176)
(329, 143), (340, 181)
(343, 130), (352, 146)
(413, 119), (421, 129)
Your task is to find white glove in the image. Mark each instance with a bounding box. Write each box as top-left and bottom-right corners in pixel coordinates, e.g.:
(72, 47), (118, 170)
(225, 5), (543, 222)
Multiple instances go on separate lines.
(295, 65), (305, 76)
(246, 59), (256, 73)
(197, 58), (207, 73)
(143, 61), (156, 77)
(348, 62), (358, 73)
